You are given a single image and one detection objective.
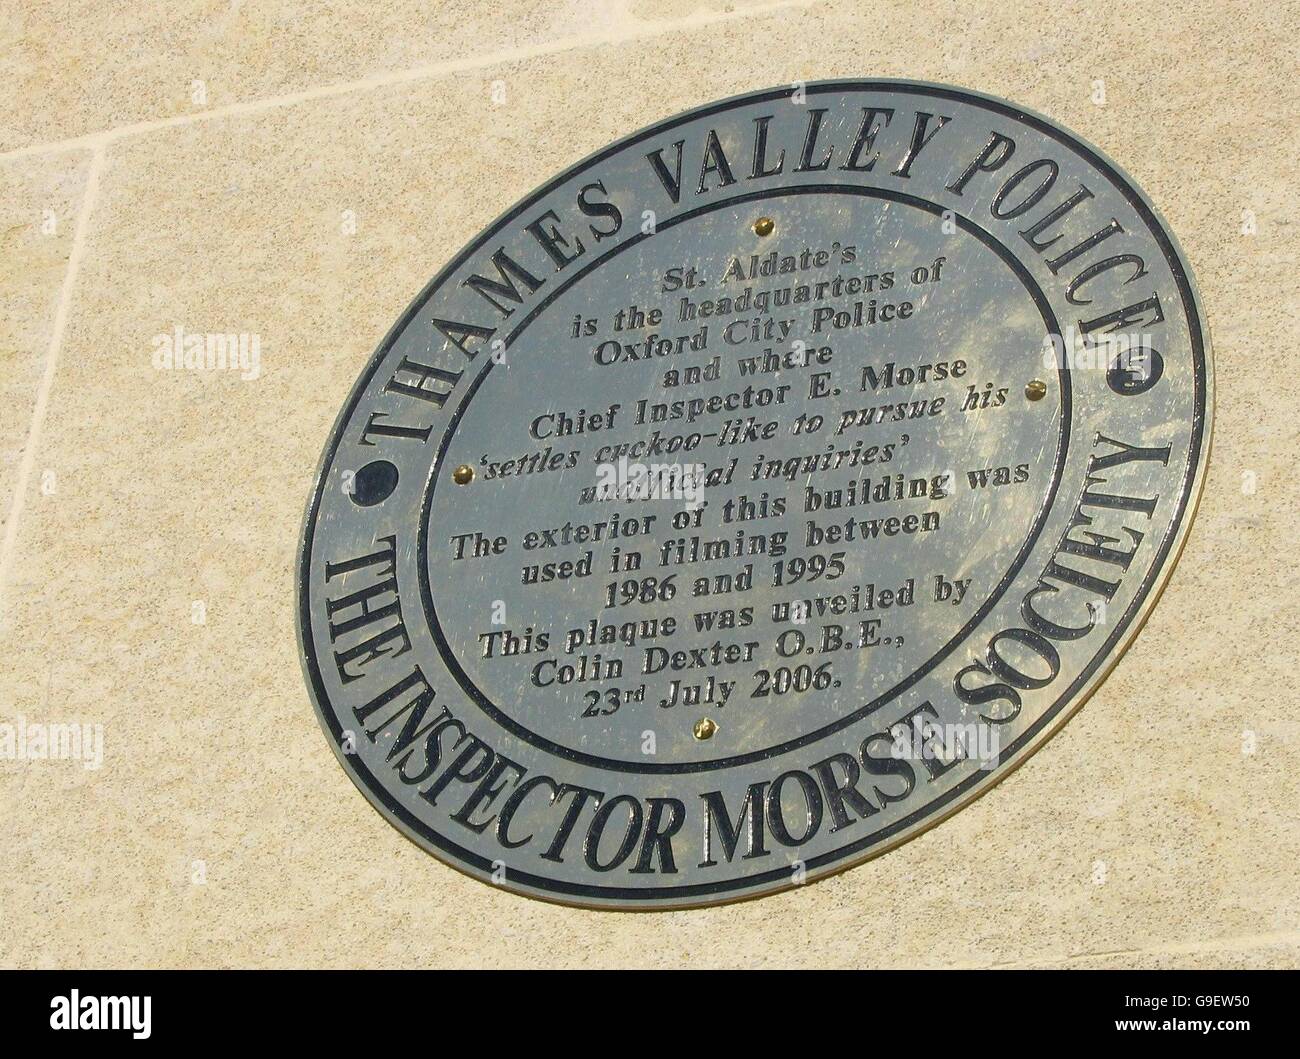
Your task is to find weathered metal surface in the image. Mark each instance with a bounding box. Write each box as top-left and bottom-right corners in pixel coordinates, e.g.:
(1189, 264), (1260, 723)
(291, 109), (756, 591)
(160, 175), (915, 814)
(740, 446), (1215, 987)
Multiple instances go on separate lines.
(298, 81), (1212, 909)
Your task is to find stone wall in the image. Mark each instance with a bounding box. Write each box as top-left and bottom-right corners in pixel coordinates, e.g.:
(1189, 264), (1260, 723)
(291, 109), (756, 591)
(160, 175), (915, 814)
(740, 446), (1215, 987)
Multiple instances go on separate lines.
(0, 0), (1295, 968)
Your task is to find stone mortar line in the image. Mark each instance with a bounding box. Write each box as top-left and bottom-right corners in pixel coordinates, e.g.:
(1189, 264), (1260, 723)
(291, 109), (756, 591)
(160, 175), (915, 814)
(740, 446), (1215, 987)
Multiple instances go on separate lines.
(0, 0), (812, 607)
(0, 0), (815, 164)
(0, 146), (104, 615)
(977, 929), (1300, 969)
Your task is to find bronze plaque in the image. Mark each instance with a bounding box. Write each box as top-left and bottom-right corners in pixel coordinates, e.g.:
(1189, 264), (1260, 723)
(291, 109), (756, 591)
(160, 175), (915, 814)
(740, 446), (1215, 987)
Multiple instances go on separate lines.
(298, 81), (1212, 908)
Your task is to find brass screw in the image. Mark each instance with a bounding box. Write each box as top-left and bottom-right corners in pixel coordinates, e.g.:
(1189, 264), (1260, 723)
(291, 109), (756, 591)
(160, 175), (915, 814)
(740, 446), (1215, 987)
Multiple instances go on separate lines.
(753, 216), (775, 237)
(1025, 380), (1048, 402)
(693, 717), (718, 740)
(452, 464), (474, 485)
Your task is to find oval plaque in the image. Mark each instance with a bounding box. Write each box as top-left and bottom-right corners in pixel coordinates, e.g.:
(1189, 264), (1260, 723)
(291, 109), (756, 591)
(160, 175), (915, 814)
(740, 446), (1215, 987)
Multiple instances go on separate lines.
(299, 81), (1212, 909)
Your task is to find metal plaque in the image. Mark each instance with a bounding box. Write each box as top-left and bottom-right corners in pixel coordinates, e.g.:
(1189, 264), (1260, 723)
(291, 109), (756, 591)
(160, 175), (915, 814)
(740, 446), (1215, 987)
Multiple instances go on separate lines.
(298, 81), (1212, 909)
